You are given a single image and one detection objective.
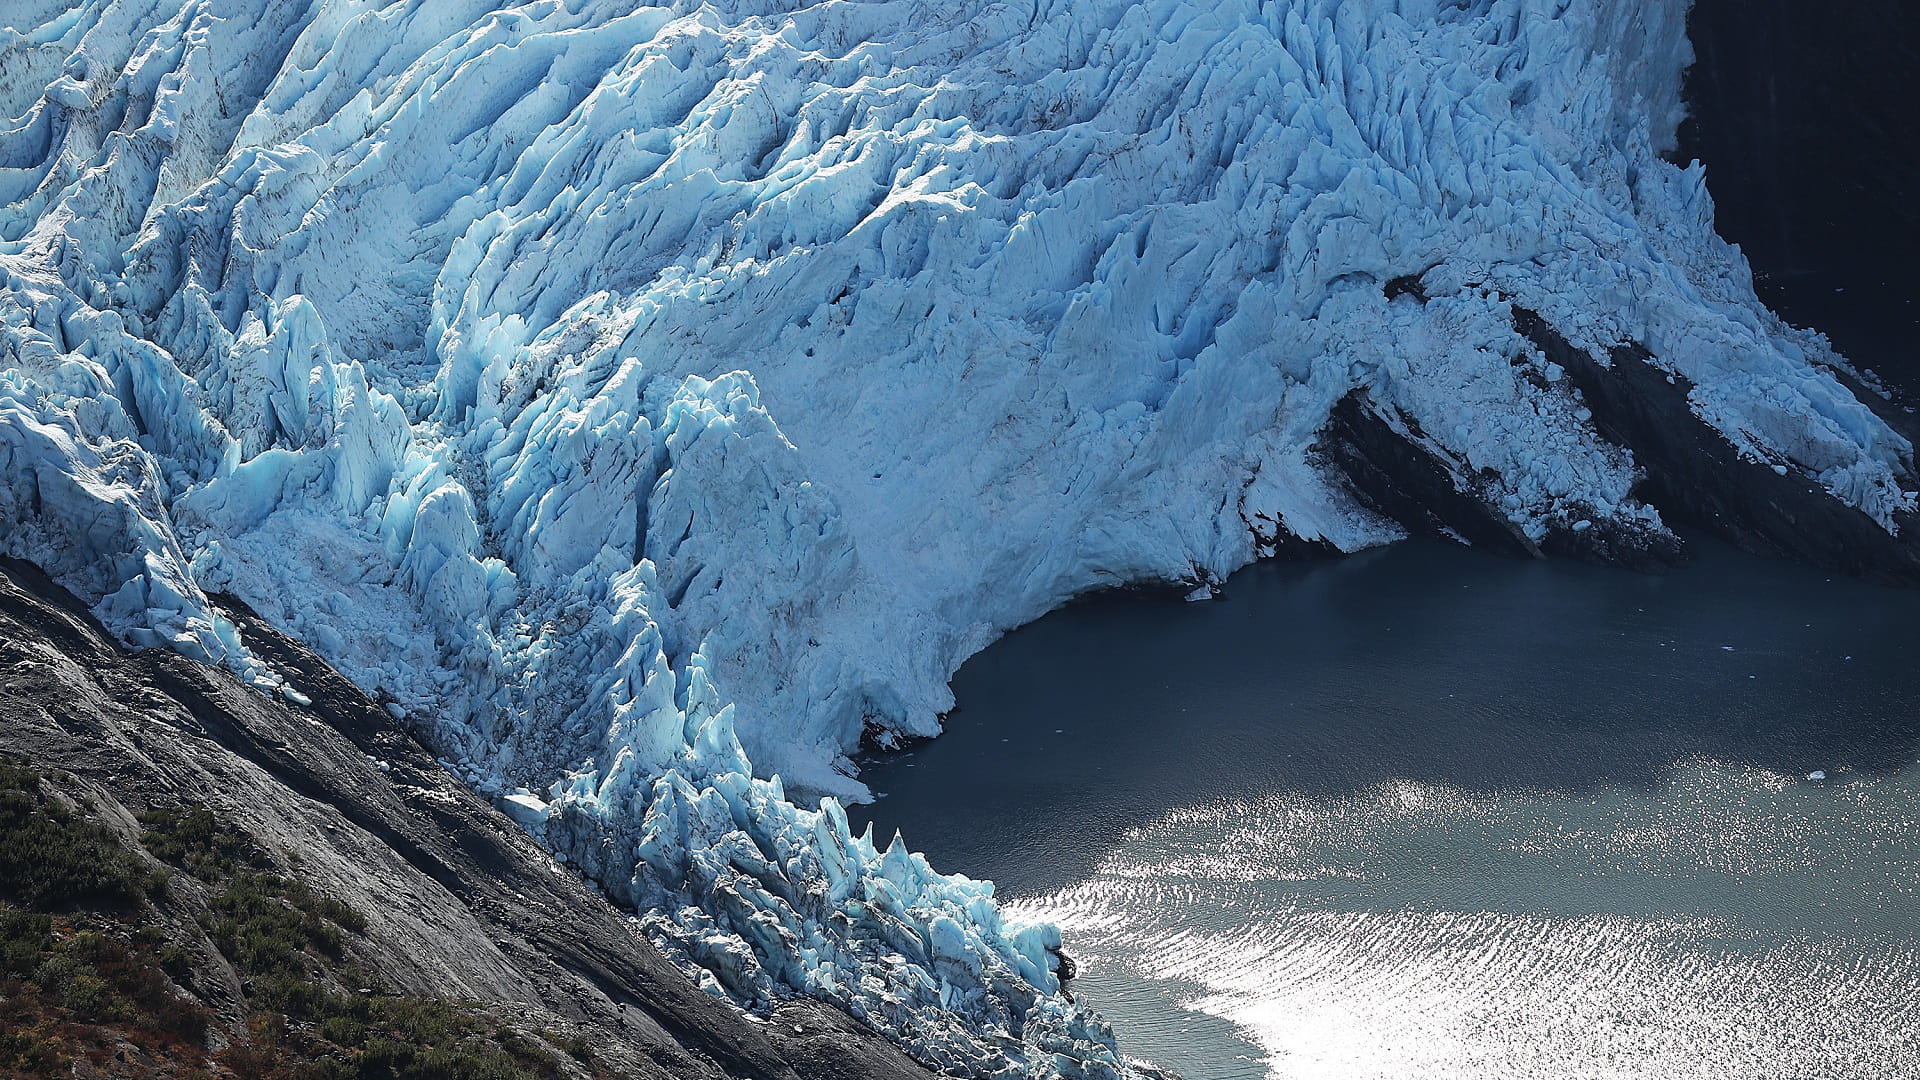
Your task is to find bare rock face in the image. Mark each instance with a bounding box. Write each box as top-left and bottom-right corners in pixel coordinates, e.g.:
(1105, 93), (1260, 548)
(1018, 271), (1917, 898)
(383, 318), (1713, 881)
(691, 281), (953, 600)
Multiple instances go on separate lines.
(0, 555), (932, 1080)
(1511, 309), (1920, 585)
(1312, 300), (1920, 586)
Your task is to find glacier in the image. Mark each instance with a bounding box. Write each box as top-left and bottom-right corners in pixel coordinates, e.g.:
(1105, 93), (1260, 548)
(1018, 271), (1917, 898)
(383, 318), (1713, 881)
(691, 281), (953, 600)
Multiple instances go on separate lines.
(1, 1), (1914, 1075)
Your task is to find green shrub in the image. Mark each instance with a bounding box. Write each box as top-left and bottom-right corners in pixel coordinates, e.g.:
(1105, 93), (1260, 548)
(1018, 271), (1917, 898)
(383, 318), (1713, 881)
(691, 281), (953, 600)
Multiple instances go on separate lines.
(138, 805), (262, 879)
(0, 1025), (68, 1076)
(318, 1014), (367, 1046)
(0, 758), (159, 907)
(155, 943), (193, 978)
(54, 972), (111, 1016)
(0, 907), (53, 979)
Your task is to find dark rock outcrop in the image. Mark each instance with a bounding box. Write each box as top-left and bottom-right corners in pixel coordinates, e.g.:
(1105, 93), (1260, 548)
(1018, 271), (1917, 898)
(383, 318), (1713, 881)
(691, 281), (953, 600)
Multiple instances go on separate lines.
(1310, 308), (1920, 583)
(1315, 388), (1684, 572)
(1320, 389), (1542, 560)
(1513, 308), (1920, 584)
(0, 556), (934, 1080)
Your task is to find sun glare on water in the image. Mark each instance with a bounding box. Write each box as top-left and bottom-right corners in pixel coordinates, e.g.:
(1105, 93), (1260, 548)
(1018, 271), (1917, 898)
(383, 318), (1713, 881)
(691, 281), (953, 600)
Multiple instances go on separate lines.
(1013, 763), (1920, 1080)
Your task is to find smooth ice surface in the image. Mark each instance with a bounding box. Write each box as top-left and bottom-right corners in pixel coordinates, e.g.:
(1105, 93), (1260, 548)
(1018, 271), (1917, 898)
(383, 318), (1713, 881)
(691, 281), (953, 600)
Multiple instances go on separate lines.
(2, 2), (1914, 1075)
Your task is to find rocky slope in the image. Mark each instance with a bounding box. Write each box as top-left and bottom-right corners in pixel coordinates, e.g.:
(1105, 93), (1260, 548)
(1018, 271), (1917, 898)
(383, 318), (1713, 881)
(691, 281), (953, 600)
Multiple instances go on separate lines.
(0, 555), (934, 1080)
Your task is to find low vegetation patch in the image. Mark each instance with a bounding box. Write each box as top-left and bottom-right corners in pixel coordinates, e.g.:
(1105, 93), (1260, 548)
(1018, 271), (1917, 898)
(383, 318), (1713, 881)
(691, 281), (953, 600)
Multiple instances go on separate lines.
(0, 757), (602, 1079)
(0, 758), (164, 909)
(0, 759), (209, 1077)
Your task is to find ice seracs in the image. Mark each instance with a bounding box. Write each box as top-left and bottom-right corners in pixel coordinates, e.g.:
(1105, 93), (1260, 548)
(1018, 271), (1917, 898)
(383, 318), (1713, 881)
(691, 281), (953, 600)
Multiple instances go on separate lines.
(2, 1), (1914, 1076)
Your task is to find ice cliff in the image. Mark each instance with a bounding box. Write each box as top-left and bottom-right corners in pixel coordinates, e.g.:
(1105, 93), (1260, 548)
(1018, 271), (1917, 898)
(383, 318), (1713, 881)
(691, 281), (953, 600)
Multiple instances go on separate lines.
(2, 1), (1914, 1076)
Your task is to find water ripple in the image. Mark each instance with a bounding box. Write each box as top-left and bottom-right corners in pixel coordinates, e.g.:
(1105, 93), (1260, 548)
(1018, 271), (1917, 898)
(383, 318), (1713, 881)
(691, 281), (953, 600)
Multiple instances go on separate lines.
(1011, 758), (1920, 1080)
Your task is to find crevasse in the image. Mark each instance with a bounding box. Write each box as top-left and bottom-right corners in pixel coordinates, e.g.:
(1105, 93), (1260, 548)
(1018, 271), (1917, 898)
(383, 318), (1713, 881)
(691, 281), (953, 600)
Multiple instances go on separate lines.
(1, 1), (1908, 1075)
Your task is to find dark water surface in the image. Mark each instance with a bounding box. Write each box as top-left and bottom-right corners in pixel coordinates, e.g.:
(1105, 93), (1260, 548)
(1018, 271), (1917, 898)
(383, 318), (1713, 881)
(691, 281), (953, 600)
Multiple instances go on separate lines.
(851, 539), (1920, 1079)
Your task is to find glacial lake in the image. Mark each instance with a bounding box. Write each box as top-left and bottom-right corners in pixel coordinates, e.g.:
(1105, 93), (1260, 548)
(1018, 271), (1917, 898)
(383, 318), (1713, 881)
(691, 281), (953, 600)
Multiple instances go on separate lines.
(849, 537), (1920, 1080)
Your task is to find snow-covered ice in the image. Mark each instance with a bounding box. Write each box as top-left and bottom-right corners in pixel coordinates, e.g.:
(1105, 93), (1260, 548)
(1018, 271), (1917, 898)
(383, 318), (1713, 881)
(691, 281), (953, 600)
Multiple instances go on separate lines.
(2, 1), (1912, 1075)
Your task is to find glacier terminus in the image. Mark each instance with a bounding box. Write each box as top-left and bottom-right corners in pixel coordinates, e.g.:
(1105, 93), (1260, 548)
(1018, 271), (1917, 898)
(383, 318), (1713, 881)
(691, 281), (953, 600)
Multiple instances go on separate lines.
(2, 1), (1915, 1076)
